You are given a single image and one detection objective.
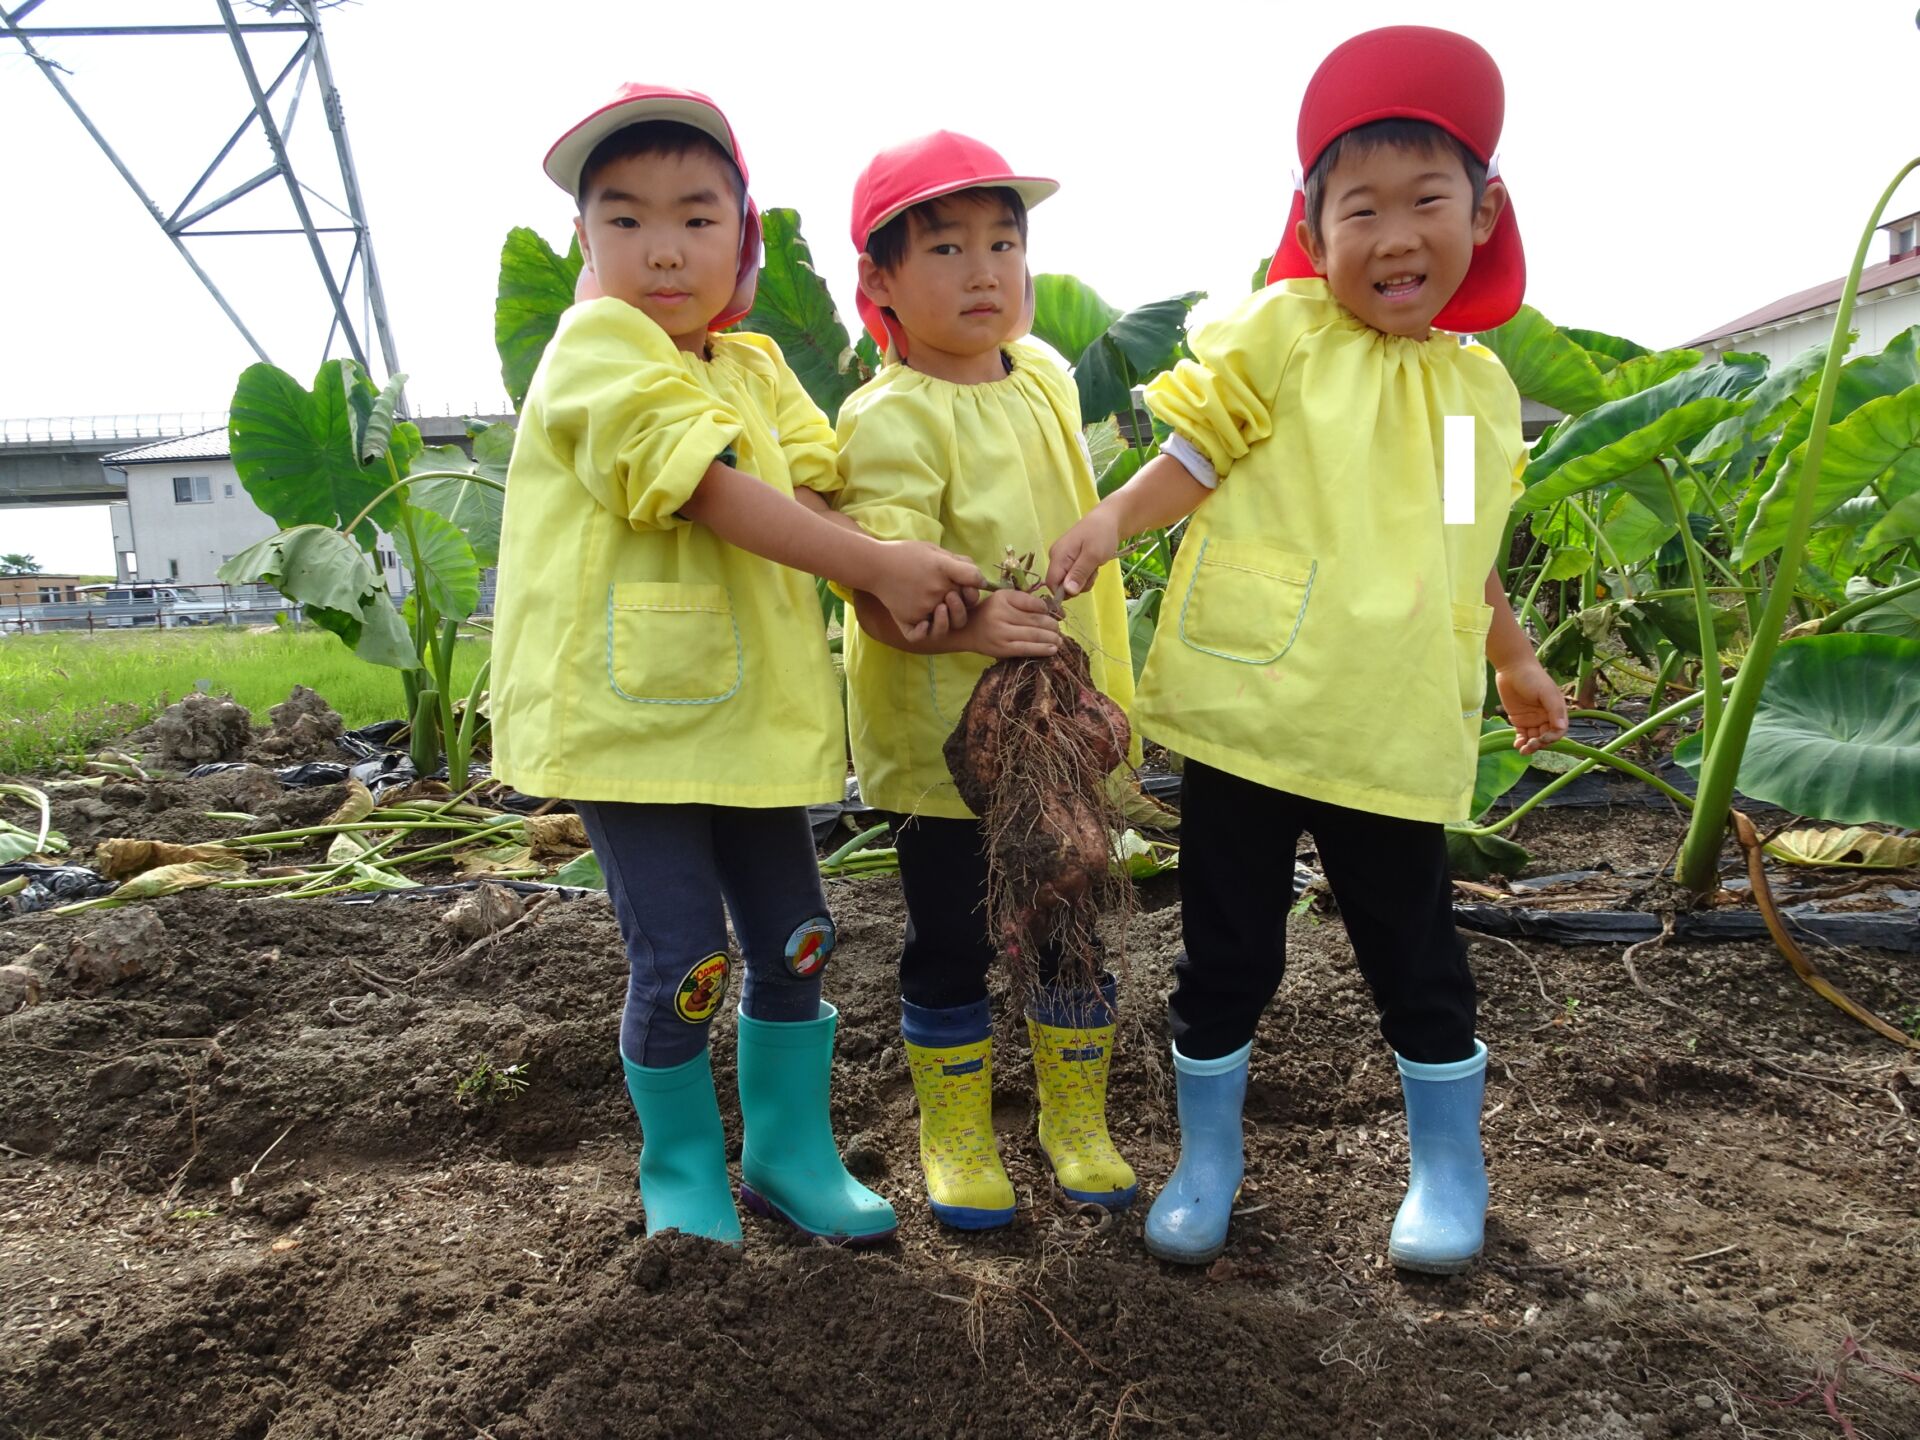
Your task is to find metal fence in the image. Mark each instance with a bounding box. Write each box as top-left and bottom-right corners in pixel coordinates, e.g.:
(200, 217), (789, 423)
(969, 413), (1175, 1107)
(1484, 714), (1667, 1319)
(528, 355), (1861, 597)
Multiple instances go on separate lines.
(0, 584), (298, 635)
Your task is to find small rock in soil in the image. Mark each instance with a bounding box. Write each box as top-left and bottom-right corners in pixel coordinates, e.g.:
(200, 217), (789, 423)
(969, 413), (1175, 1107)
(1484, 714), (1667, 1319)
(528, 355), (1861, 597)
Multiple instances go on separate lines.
(152, 692), (253, 766)
(0, 962), (46, 1014)
(64, 907), (167, 989)
(441, 884), (525, 944)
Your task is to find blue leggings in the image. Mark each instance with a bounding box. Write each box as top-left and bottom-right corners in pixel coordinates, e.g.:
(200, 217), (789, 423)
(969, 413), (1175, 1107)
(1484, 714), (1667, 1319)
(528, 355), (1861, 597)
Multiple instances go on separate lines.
(573, 801), (833, 1069)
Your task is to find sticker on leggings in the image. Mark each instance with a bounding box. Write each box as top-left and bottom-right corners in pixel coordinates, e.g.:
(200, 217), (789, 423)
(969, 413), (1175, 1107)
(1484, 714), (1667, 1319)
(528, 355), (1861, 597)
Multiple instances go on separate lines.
(784, 917), (836, 979)
(673, 952), (730, 1023)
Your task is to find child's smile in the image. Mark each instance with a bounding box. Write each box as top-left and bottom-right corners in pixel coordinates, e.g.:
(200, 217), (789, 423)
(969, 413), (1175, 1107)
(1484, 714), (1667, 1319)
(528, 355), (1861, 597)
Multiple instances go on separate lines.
(1298, 142), (1505, 339)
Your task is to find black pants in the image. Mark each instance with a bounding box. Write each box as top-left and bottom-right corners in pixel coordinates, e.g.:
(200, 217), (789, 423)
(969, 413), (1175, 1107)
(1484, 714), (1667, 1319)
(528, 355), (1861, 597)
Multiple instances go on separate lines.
(1170, 761), (1475, 1065)
(892, 814), (1063, 1009)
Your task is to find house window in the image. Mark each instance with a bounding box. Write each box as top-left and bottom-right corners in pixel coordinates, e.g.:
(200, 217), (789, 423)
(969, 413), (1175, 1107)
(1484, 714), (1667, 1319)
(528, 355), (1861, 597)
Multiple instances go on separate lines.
(120, 550), (137, 576)
(173, 475), (212, 504)
(37, 586), (60, 603)
(223, 482), (235, 498)
(168, 559), (180, 579)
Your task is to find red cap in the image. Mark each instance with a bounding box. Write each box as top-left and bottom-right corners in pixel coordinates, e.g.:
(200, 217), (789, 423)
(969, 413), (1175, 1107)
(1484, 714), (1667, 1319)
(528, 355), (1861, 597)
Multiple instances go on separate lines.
(545, 83), (762, 330)
(1265, 27), (1524, 333)
(849, 131), (1058, 355)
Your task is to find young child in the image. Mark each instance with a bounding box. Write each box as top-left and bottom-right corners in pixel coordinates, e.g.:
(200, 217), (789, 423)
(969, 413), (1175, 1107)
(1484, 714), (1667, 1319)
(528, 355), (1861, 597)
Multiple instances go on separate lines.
(490, 85), (982, 1247)
(1047, 28), (1569, 1271)
(832, 132), (1140, 1229)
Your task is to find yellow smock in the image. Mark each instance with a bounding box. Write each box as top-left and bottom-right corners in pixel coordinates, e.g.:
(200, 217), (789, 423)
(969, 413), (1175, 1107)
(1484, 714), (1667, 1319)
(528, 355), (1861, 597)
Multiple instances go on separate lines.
(490, 298), (845, 806)
(1138, 279), (1524, 824)
(833, 342), (1136, 819)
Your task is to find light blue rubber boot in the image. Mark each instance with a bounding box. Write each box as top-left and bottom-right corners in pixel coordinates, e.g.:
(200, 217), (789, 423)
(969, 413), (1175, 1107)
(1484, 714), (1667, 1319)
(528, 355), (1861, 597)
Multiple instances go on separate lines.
(621, 1049), (742, 1245)
(1144, 1041), (1251, 1264)
(736, 1004), (898, 1245)
(1388, 1039), (1490, 1274)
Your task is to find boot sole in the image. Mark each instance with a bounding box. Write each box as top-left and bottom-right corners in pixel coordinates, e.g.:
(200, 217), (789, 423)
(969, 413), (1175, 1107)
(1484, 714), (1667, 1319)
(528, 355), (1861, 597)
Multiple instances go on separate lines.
(1058, 1180), (1138, 1211)
(737, 1183), (897, 1247)
(929, 1198), (1016, 1231)
(1388, 1245), (1481, 1275)
(1144, 1233), (1225, 1265)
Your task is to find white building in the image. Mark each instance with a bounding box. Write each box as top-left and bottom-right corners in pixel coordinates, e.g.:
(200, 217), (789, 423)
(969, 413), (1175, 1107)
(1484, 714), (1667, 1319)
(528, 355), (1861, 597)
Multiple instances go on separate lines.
(1687, 212), (1920, 366)
(102, 423), (499, 607)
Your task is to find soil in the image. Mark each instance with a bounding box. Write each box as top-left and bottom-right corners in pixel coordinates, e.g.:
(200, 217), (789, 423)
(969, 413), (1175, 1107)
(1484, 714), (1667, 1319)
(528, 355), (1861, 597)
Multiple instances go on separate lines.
(3, 832), (1918, 1438)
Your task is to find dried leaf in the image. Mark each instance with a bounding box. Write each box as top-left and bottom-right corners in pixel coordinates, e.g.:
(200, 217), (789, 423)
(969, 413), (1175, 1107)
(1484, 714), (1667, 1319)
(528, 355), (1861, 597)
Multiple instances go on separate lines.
(94, 838), (246, 880)
(108, 862), (241, 902)
(1770, 826), (1920, 869)
(456, 844), (535, 877)
(326, 832), (375, 865)
(324, 779), (375, 826)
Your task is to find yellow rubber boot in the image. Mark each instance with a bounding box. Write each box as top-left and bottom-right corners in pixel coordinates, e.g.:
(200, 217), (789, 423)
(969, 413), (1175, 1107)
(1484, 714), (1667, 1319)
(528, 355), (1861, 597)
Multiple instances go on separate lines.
(1027, 977), (1137, 1210)
(902, 999), (1015, 1230)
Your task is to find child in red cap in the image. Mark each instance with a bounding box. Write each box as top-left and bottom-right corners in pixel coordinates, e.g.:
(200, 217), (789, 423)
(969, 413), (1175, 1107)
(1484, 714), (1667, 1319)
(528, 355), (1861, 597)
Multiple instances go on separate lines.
(1048, 27), (1568, 1271)
(831, 132), (1140, 1230)
(491, 85), (982, 1248)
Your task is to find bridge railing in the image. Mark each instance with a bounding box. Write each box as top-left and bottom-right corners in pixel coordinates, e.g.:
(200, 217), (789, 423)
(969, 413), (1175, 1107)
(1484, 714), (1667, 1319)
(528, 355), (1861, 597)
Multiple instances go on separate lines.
(1, 414), (233, 446)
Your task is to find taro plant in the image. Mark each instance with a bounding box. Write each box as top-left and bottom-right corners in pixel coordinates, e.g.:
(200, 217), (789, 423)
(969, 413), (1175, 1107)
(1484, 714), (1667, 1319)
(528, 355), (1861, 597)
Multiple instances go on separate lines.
(219, 361), (508, 791)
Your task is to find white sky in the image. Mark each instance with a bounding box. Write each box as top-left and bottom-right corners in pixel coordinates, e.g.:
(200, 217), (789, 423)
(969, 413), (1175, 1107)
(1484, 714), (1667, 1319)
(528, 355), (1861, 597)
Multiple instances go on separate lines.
(6, 0), (1920, 571)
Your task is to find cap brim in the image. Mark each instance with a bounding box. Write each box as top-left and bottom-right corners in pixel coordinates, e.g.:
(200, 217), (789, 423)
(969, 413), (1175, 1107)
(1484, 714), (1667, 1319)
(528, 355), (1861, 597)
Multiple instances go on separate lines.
(860, 174), (1059, 247)
(1264, 185), (1525, 334)
(545, 95), (736, 196)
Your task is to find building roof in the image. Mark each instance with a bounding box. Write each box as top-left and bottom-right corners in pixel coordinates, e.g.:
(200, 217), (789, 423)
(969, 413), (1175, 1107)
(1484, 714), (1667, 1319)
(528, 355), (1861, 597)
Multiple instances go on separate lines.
(102, 427), (231, 465)
(1686, 251), (1920, 348)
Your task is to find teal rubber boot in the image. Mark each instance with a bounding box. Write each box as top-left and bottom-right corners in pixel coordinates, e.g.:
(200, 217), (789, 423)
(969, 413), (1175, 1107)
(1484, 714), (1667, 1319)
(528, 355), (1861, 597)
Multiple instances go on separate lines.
(1388, 1040), (1489, 1274)
(736, 1003), (898, 1245)
(621, 1049), (742, 1245)
(1144, 1041), (1250, 1264)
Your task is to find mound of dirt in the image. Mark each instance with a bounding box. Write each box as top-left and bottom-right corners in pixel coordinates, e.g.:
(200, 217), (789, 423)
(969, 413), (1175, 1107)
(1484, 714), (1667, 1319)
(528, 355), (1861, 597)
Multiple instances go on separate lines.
(0, 865), (1916, 1438)
(252, 685), (346, 763)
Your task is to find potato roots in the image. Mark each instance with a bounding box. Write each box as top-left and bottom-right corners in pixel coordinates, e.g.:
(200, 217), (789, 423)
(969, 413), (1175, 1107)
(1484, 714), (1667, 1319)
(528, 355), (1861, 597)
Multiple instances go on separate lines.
(943, 637), (1131, 994)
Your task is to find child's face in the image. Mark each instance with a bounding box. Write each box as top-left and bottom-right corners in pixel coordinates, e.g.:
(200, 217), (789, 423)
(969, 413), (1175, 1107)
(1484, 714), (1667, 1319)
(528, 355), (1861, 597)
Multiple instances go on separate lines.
(574, 149), (743, 352)
(1298, 141), (1506, 339)
(859, 194), (1025, 379)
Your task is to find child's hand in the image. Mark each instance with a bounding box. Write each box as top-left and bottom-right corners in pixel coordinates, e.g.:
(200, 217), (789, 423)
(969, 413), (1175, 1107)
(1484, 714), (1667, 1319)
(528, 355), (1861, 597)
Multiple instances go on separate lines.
(1044, 508), (1122, 599)
(965, 588), (1062, 659)
(869, 541), (985, 642)
(1495, 661), (1570, 755)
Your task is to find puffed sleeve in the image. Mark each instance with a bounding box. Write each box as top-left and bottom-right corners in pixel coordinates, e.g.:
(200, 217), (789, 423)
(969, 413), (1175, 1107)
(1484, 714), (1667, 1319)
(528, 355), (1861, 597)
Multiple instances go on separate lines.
(772, 353), (840, 497)
(537, 299), (743, 531)
(1144, 285), (1321, 479)
(832, 388), (948, 546)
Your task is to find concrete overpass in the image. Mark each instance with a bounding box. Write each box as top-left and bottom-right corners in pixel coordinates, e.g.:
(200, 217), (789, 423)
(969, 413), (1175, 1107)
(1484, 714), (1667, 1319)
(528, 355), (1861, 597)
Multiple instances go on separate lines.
(2, 411), (512, 509)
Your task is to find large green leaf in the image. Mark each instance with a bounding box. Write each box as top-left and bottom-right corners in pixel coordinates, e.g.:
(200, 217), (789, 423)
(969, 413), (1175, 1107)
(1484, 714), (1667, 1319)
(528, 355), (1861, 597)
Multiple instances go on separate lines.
(411, 429), (509, 568)
(220, 526), (413, 668)
(1736, 327), (1920, 564)
(1477, 306), (1609, 415)
(1602, 348), (1706, 401)
(1689, 341), (1830, 467)
(1126, 588), (1162, 680)
(1107, 292), (1205, 375)
(738, 208), (868, 424)
(1520, 356), (1768, 510)
(1672, 633), (1920, 827)
(1599, 487), (1680, 567)
(230, 359), (410, 552)
(1031, 274), (1121, 361)
(495, 227), (582, 411)
(1445, 827), (1531, 879)
(396, 507), (481, 620)
(1562, 326), (1649, 367)
(1866, 491), (1920, 548)
(1740, 382), (1920, 564)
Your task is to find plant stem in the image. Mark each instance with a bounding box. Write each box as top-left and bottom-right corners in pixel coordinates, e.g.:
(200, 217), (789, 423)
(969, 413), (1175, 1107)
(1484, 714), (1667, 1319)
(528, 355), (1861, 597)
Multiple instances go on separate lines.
(1658, 459), (1722, 749)
(1677, 156), (1920, 893)
(1814, 572), (1920, 632)
(340, 469), (506, 542)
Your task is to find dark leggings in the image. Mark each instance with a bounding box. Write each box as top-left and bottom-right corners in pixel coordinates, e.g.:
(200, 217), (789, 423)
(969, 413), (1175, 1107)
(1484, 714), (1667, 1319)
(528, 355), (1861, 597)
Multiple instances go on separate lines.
(574, 801), (832, 1069)
(1169, 761), (1476, 1065)
(892, 814), (1064, 1010)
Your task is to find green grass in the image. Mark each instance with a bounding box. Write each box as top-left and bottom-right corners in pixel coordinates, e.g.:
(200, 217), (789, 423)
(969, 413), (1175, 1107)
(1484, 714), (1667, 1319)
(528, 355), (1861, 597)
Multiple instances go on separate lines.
(0, 627), (489, 774)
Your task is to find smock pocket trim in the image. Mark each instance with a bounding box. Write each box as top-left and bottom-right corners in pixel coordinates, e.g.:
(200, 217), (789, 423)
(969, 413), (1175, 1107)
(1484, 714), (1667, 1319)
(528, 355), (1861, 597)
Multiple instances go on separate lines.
(1177, 537), (1317, 666)
(606, 582), (742, 706)
(1451, 599), (1495, 719)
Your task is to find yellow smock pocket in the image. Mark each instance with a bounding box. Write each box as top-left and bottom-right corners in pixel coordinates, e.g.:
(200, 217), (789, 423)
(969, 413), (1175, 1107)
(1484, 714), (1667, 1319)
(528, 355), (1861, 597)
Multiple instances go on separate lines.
(607, 582), (741, 705)
(1451, 600), (1494, 718)
(1177, 538), (1317, 665)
